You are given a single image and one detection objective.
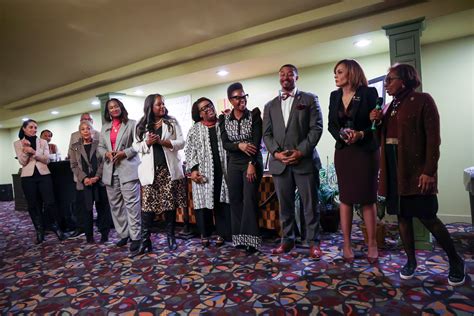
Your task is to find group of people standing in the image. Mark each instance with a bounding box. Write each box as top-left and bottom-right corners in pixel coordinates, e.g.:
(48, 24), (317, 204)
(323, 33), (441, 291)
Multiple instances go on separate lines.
(13, 61), (465, 286)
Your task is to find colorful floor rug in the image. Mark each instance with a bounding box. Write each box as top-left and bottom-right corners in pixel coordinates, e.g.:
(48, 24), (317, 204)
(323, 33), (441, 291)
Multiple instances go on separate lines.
(0, 201), (472, 315)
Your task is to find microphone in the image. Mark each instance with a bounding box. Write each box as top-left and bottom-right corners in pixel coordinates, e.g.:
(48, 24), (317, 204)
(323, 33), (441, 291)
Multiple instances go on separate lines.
(371, 97), (384, 130)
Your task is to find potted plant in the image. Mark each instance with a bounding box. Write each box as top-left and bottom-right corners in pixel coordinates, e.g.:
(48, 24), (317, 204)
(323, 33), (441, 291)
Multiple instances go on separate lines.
(318, 162), (340, 233)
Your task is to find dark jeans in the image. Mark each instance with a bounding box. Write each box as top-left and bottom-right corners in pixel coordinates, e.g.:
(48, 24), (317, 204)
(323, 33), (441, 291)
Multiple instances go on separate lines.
(21, 174), (60, 229)
(77, 184), (112, 237)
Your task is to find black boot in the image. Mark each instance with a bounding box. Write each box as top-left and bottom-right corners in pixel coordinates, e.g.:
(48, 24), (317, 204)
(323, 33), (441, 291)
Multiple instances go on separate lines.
(51, 223), (65, 241)
(33, 215), (44, 244)
(165, 210), (177, 251)
(129, 240), (141, 257)
(138, 212), (154, 255)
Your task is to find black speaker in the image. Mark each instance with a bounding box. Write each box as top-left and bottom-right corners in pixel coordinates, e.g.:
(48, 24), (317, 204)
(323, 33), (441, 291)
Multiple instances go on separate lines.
(0, 184), (13, 201)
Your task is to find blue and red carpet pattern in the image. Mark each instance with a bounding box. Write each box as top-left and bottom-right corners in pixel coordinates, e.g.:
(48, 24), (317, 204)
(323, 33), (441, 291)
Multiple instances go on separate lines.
(0, 201), (473, 315)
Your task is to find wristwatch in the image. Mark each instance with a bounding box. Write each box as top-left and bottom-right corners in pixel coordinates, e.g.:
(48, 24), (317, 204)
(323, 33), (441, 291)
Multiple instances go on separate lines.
(248, 160), (256, 166)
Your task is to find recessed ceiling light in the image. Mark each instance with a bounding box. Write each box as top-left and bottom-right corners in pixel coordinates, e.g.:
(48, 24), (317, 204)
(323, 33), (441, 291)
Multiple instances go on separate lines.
(91, 100), (100, 106)
(217, 70), (229, 77)
(22, 117), (29, 121)
(51, 110), (59, 115)
(354, 39), (372, 47)
(134, 89), (144, 95)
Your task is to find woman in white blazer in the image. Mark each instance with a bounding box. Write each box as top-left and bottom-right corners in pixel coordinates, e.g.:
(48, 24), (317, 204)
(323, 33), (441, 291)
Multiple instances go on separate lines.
(134, 94), (187, 253)
(13, 119), (65, 244)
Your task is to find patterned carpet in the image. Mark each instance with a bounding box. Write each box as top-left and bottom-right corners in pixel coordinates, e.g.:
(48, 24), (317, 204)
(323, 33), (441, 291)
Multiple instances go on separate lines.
(0, 201), (473, 315)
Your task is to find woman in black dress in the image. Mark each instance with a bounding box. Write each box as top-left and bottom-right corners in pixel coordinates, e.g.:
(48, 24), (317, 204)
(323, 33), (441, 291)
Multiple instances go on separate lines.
(219, 82), (263, 254)
(328, 59), (379, 263)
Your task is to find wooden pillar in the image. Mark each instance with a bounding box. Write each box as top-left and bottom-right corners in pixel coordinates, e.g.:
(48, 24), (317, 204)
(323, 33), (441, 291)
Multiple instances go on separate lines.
(383, 17), (432, 250)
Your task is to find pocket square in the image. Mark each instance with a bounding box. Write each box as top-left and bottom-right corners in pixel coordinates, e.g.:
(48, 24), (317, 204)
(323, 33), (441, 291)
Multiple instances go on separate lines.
(296, 104), (307, 110)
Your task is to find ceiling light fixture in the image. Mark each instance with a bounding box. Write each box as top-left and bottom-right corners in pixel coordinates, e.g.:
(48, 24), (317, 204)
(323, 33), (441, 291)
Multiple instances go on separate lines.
(91, 100), (100, 106)
(22, 117), (29, 121)
(354, 39), (372, 47)
(51, 110), (59, 115)
(217, 70), (229, 77)
(134, 89), (144, 95)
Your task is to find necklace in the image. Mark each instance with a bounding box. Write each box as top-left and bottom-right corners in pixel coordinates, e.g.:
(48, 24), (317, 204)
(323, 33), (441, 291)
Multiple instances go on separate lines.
(390, 99), (401, 117)
(112, 122), (121, 133)
(154, 119), (163, 128)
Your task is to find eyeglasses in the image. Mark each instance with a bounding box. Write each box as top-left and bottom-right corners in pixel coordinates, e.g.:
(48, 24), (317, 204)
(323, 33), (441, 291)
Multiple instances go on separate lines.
(199, 103), (214, 112)
(384, 76), (401, 84)
(230, 94), (249, 101)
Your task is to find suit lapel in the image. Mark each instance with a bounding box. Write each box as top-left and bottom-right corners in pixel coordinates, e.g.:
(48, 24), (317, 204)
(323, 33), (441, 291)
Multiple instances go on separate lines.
(79, 140), (89, 162)
(103, 123), (113, 151)
(272, 98), (286, 136)
(331, 89), (343, 129)
(36, 138), (43, 155)
(115, 121), (127, 150)
(349, 88), (362, 121)
(286, 91), (302, 132)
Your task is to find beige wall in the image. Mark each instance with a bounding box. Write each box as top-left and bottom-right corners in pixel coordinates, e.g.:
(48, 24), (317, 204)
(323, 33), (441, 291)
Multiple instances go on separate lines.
(1, 36), (472, 222)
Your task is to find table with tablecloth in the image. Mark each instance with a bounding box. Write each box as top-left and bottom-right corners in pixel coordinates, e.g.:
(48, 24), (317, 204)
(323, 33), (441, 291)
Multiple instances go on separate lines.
(176, 174), (280, 230)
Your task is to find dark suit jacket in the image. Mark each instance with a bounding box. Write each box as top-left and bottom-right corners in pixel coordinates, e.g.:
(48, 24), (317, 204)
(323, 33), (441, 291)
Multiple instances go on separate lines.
(69, 139), (104, 190)
(263, 90), (323, 175)
(328, 86), (378, 151)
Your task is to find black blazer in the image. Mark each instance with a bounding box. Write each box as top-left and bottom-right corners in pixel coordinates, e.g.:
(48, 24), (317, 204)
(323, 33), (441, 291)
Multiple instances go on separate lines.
(328, 86), (378, 151)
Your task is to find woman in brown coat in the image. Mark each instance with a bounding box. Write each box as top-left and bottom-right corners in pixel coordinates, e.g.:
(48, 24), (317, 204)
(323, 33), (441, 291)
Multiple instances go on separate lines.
(370, 63), (465, 286)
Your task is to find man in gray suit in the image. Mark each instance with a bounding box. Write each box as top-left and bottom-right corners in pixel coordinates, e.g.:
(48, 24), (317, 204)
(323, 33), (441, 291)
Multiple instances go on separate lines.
(263, 64), (323, 259)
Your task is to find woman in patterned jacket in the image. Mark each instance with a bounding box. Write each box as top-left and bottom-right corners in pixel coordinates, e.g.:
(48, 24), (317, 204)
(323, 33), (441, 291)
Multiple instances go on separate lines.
(219, 82), (263, 254)
(185, 97), (231, 247)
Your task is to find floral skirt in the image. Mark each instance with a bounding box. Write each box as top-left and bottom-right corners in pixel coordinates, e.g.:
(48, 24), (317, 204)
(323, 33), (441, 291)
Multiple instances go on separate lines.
(142, 165), (187, 214)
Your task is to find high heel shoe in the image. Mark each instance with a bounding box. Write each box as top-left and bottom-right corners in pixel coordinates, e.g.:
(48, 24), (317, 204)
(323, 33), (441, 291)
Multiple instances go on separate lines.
(167, 234), (177, 251)
(215, 236), (224, 247)
(201, 237), (210, 248)
(35, 231), (45, 244)
(138, 239), (152, 254)
(367, 246), (379, 264)
(367, 256), (378, 264)
(342, 248), (354, 264)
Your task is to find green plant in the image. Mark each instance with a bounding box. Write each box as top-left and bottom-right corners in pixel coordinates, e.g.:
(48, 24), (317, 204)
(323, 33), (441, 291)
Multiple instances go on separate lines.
(318, 162), (339, 213)
(355, 195), (386, 221)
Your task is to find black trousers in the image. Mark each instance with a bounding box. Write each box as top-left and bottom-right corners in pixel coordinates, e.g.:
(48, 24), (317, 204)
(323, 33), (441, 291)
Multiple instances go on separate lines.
(77, 185), (112, 237)
(21, 174), (60, 229)
(227, 162), (262, 245)
(195, 202), (231, 240)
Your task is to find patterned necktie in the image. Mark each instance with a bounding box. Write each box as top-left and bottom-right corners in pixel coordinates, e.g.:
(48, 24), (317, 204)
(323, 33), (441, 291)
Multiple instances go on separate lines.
(281, 92), (294, 101)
